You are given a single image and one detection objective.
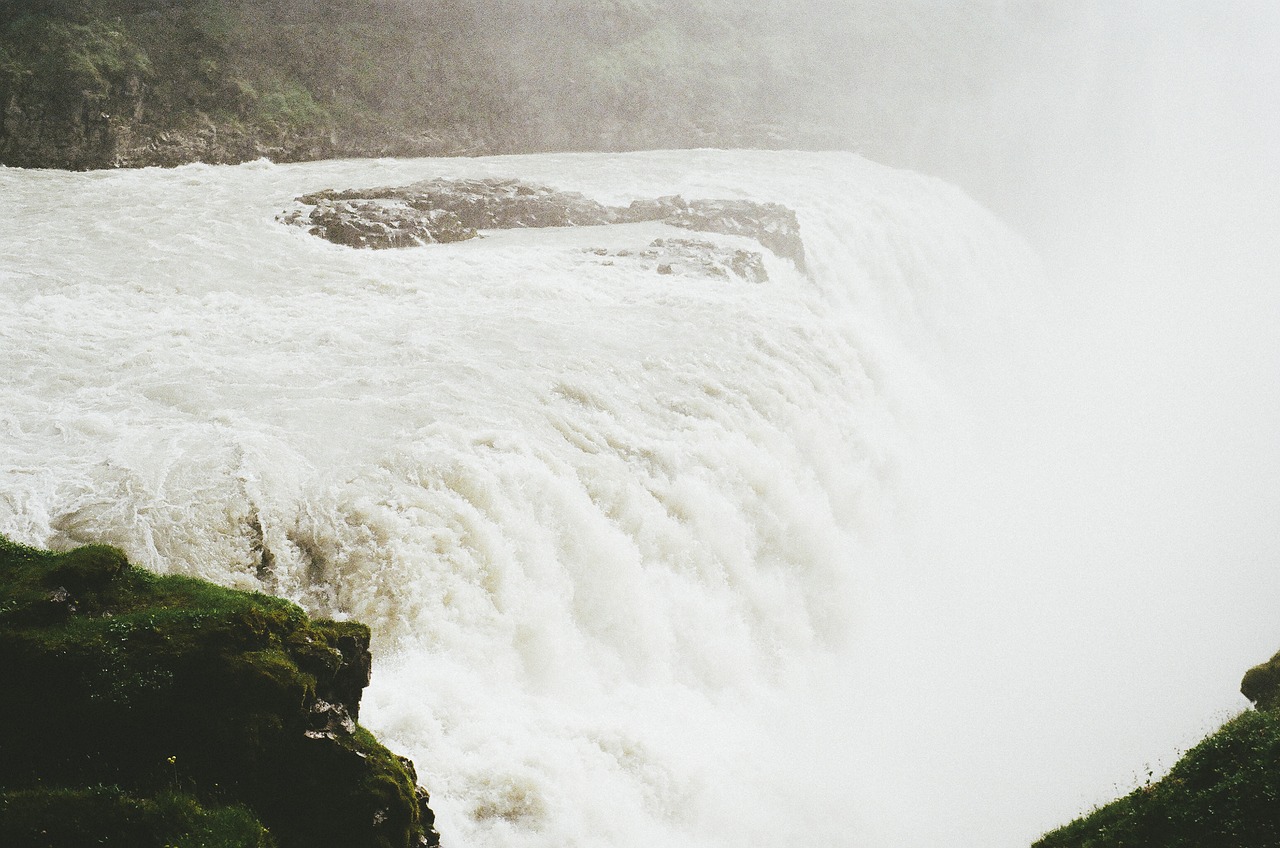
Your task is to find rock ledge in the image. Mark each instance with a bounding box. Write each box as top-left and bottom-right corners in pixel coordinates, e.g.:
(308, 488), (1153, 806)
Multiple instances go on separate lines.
(282, 177), (806, 271)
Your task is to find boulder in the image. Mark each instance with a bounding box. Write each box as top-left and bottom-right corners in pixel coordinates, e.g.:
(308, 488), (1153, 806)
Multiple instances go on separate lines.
(287, 197), (476, 249)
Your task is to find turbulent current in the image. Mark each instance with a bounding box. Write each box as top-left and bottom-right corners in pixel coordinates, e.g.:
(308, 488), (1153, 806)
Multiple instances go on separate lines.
(1, 150), (1038, 846)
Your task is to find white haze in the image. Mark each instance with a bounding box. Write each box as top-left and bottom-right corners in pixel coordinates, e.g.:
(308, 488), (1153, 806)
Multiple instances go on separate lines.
(3, 5), (1280, 848)
(843, 2), (1280, 845)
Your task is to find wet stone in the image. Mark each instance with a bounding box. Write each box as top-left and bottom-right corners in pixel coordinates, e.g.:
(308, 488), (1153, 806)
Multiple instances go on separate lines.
(283, 178), (805, 269)
(584, 238), (769, 283)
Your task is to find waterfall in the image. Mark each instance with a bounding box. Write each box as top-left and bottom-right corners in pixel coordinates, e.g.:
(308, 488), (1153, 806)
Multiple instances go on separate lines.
(0, 149), (1038, 846)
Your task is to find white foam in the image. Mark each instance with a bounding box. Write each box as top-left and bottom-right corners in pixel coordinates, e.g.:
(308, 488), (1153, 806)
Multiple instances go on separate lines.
(0, 150), (1034, 846)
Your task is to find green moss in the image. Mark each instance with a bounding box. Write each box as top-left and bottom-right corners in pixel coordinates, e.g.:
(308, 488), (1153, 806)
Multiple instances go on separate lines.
(0, 535), (436, 848)
(0, 14), (151, 102)
(1242, 650), (1280, 711)
(0, 786), (272, 848)
(251, 78), (331, 134)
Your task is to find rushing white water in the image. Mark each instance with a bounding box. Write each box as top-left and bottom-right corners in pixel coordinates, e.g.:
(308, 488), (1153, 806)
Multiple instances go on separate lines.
(1, 149), (1039, 846)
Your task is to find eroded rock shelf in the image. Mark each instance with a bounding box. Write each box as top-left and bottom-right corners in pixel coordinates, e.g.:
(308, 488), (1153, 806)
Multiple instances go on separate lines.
(281, 177), (807, 276)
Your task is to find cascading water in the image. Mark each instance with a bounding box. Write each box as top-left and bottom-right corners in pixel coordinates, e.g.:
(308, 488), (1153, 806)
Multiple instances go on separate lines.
(1, 149), (1040, 846)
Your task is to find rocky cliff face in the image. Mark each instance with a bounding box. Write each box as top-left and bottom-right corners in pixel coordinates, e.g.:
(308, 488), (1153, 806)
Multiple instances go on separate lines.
(0, 1), (497, 170)
(1, 80), (132, 170)
(0, 536), (439, 848)
(0, 0), (837, 171)
(0, 84), (466, 170)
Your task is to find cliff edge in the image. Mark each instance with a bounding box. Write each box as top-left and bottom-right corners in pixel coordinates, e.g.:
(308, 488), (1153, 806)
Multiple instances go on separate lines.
(0, 534), (440, 848)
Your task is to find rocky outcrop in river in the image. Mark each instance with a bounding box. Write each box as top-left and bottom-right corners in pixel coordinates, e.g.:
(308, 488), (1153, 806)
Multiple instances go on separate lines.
(282, 177), (806, 274)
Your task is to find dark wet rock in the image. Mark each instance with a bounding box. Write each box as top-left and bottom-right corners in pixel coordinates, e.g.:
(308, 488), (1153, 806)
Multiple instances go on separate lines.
(290, 198), (476, 249)
(585, 237), (768, 283)
(666, 199), (806, 271)
(397, 757), (441, 848)
(44, 585), (77, 619)
(621, 194), (689, 221)
(286, 178), (806, 269)
(306, 699), (358, 740)
(290, 178), (617, 248)
(387, 177), (618, 230)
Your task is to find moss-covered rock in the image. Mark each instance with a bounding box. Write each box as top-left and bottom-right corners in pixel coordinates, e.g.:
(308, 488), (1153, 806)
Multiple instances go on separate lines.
(1033, 653), (1280, 848)
(0, 535), (439, 848)
(1241, 648), (1280, 712)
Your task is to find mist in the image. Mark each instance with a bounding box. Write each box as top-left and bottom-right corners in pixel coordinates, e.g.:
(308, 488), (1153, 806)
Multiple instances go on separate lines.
(789, 2), (1280, 845)
(282, 3), (1280, 843)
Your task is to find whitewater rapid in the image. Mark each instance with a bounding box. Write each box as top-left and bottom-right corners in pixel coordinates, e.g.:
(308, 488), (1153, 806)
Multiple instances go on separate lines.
(0, 150), (1036, 847)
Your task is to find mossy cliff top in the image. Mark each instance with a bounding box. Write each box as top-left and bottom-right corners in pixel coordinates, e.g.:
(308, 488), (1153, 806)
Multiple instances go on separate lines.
(1032, 650), (1280, 848)
(0, 535), (439, 848)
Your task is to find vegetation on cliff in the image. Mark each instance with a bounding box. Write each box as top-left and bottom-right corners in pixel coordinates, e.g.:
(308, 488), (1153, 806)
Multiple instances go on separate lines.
(0, 0), (1053, 169)
(1033, 651), (1280, 848)
(0, 534), (438, 848)
(0, 0), (505, 167)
